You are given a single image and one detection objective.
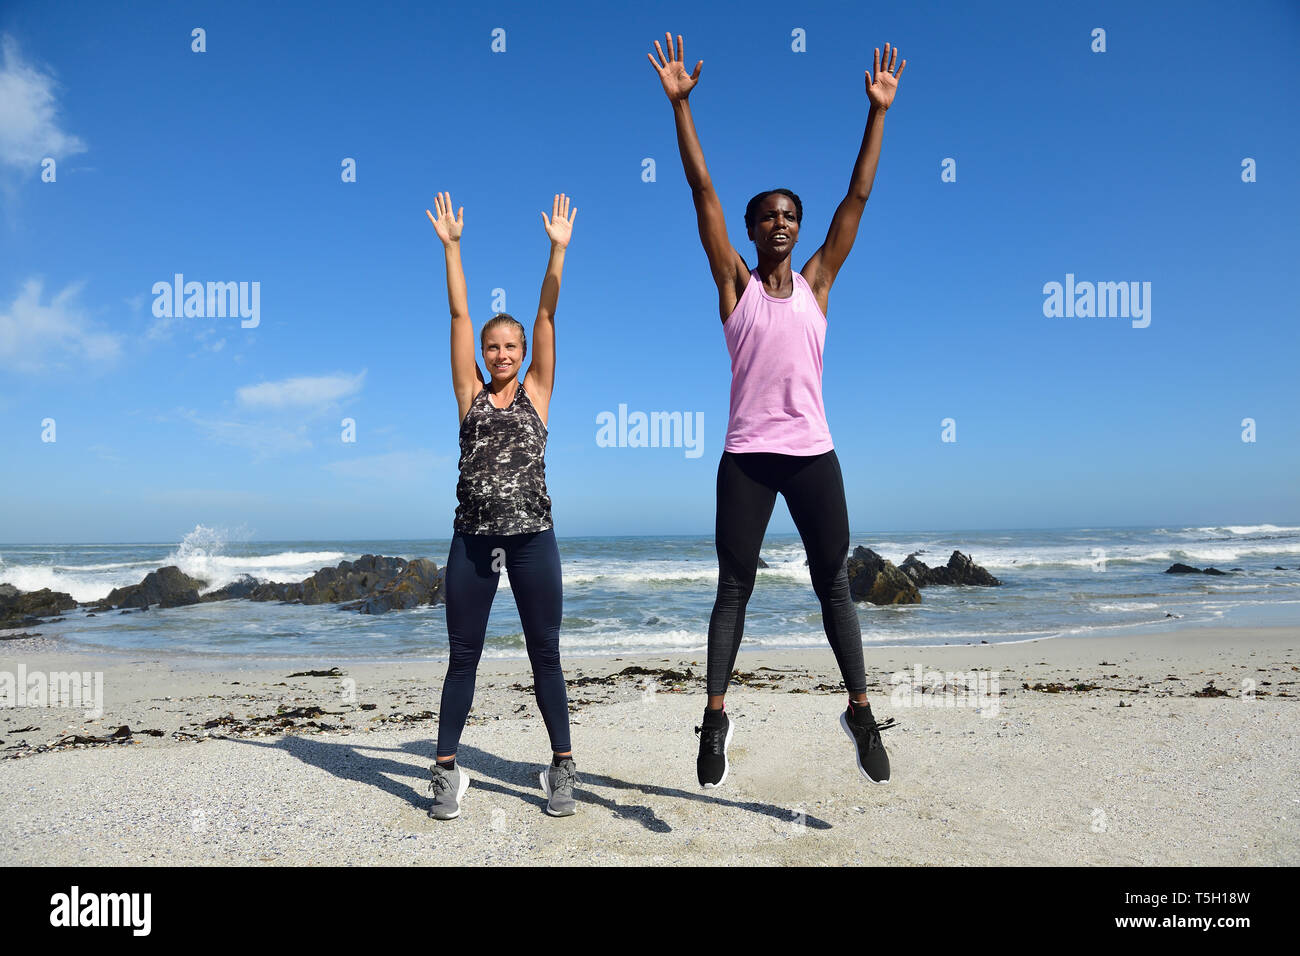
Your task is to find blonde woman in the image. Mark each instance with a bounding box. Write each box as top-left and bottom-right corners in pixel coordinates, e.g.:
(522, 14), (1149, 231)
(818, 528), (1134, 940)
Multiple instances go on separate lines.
(425, 191), (578, 819)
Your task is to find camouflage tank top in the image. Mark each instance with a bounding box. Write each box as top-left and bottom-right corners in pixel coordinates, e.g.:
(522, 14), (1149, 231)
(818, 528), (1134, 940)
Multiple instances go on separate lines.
(453, 381), (553, 535)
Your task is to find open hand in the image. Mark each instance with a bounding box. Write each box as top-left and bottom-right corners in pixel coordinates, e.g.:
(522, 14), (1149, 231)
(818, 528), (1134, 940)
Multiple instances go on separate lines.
(426, 191), (463, 244)
(866, 42), (906, 111)
(542, 193), (577, 248)
(647, 32), (701, 102)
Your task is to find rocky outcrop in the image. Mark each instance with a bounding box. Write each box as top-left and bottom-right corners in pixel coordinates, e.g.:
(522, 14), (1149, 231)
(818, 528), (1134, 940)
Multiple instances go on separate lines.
(198, 573), (261, 602)
(339, 558), (445, 614)
(1, 586), (78, 628)
(846, 547), (921, 605)
(900, 550), (1001, 587)
(247, 554), (405, 606)
(92, 566), (207, 611)
(1165, 563), (1227, 575)
(244, 555), (445, 613)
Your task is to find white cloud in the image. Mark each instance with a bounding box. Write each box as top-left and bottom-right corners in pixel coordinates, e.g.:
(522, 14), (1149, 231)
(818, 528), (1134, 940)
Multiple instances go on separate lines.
(0, 34), (87, 170)
(176, 407), (314, 457)
(146, 315), (178, 340)
(0, 277), (123, 373)
(237, 371), (366, 409)
(322, 449), (447, 481)
(89, 442), (123, 464)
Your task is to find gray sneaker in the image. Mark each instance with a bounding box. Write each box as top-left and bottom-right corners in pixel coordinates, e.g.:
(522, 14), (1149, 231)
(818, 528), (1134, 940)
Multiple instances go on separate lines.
(539, 758), (579, 817)
(428, 761), (470, 820)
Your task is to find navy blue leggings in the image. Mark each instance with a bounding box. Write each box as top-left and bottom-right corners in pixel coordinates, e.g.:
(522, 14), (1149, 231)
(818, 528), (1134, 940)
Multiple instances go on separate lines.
(436, 528), (571, 758)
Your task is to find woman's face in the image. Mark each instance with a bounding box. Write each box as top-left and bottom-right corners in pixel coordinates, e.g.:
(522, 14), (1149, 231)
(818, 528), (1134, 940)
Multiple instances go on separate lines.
(482, 327), (525, 383)
(749, 194), (800, 258)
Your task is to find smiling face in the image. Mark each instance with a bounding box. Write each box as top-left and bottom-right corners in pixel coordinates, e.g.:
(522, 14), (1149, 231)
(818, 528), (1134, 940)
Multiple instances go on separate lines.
(747, 193), (800, 260)
(481, 322), (526, 384)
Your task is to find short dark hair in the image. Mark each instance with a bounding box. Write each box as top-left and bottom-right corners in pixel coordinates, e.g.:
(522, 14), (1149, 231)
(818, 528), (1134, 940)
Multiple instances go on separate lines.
(744, 188), (803, 233)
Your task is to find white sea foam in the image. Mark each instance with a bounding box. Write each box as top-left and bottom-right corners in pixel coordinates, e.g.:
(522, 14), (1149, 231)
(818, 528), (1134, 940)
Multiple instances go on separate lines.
(1191, 524), (1300, 536)
(0, 525), (350, 603)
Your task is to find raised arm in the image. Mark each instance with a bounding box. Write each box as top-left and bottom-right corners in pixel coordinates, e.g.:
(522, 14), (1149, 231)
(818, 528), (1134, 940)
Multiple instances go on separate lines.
(802, 43), (906, 300)
(522, 193), (576, 424)
(647, 31), (749, 322)
(426, 191), (481, 422)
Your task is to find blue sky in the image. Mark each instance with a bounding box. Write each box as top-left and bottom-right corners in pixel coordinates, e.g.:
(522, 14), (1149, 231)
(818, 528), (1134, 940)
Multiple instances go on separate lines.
(1, 0), (1297, 544)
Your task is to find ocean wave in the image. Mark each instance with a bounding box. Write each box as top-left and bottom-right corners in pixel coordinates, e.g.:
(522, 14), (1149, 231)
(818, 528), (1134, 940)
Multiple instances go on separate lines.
(1189, 524), (1300, 536)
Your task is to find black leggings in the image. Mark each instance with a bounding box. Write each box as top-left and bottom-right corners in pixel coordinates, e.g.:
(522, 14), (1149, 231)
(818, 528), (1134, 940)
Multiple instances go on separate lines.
(436, 528), (571, 758)
(707, 450), (867, 697)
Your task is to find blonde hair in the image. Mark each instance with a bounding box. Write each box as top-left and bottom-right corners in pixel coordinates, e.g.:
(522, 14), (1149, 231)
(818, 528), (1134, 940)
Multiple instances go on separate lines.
(480, 313), (527, 358)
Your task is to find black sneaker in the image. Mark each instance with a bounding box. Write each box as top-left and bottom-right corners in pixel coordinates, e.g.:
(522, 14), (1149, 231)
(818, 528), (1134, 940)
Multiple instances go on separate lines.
(694, 707), (734, 788)
(840, 702), (897, 784)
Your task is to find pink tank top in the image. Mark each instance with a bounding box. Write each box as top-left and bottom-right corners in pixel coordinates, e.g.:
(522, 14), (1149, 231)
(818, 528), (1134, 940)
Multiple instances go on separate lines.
(723, 268), (834, 455)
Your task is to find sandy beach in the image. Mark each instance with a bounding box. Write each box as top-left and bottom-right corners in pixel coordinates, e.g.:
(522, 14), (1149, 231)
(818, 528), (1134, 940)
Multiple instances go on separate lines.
(1, 624), (1296, 866)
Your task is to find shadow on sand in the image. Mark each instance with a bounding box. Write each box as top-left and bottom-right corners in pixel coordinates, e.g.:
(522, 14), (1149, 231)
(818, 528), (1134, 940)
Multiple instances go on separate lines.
(225, 734), (833, 834)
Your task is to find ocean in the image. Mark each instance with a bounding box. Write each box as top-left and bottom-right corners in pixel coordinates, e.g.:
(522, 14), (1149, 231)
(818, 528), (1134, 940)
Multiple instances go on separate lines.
(2, 524), (1297, 661)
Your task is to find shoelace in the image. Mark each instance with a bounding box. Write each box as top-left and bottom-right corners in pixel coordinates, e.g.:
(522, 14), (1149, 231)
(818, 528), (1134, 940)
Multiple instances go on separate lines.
(848, 710), (898, 749)
(428, 767), (451, 796)
(551, 762), (579, 792)
(694, 723), (727, 754)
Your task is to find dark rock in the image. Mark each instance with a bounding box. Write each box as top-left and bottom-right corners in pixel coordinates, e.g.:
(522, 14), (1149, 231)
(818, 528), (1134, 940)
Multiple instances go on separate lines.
(251, 554), (415, 607)
(0, 587), (78, 628)
(337, 557), (445, 614)
(199, 573), (261, 602)
(1165, 563), (1230, 576)
(899, 552), (934, 585)
(846, 547), (921, 605)
(899, 550), (1000, 587)
(249, 581), (304, 603)
(301, 554), (409, 605)
(944, 550), (1001, 586)
(92, 566), (207, 611)
(756, 557), (769, 569)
